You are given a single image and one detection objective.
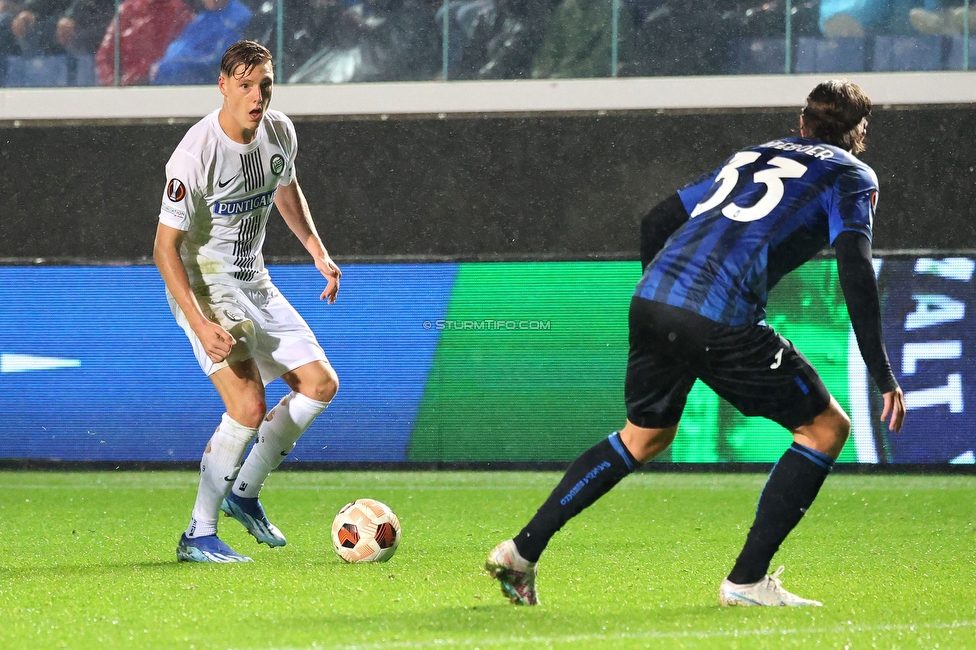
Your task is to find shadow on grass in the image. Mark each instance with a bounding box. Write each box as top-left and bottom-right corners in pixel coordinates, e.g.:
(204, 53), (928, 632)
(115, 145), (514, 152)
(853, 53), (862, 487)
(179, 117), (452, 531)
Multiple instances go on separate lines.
(0, 559), (208, 580)
(0, 551), (358, 583)
(241, 601), (725, 646)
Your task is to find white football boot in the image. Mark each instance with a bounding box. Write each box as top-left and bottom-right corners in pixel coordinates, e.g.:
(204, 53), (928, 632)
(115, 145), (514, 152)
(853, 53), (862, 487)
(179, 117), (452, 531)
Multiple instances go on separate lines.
(719, 566), (822, 607)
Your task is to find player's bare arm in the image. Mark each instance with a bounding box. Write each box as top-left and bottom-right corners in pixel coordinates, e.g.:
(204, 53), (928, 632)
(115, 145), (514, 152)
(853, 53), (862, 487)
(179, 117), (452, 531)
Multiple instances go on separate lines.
(153, 222), (236, 362)
(274, 179), (341, 304)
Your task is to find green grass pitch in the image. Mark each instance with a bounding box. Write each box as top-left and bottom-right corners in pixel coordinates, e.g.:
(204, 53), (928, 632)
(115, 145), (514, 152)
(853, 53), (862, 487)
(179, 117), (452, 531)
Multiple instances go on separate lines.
(1, 471), (974, 649)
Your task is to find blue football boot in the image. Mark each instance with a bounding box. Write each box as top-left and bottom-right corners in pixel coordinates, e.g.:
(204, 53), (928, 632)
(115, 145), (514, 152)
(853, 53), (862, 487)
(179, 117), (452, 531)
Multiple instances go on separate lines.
(176, 533), (253, 563)
(221, 493), (287, 547)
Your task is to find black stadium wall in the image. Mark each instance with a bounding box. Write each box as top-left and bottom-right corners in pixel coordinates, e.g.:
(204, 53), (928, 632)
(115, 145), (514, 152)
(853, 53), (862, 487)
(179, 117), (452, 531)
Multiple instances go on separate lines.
(2, 105), (975, 262)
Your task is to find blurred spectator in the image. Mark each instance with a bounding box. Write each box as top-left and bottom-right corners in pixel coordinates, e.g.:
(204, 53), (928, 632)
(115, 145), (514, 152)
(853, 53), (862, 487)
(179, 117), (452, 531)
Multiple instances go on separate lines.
(151, 0), (252, 85)
(820, 0), (938, 38)
(10, 0), (70, 55)
(597, 1), (820, 78)
(438, 0), (553, 80)
(531, 0), (636, 78)
(1, 1), (24, 55)
(95, 0), (194, 85)
(819, 0), (939, 37)
(2, 0), (112, 56)
(909, 2), (975, 34)
(629, 2), (728, 77)
(819, 0), (876, 36)
(728, 0), (820, 37)
(288, 0), (438, 84)
(55, 0), (114, 55)
(245, 0), (348, 80)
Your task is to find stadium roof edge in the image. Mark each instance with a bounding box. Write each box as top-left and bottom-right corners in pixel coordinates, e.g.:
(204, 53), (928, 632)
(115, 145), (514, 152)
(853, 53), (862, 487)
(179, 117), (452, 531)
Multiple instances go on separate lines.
(2, 71), (975, 122)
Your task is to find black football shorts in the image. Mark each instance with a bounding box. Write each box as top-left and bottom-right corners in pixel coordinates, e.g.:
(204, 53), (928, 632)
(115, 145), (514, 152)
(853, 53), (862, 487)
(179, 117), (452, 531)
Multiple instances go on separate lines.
(625, 297), (832, 431)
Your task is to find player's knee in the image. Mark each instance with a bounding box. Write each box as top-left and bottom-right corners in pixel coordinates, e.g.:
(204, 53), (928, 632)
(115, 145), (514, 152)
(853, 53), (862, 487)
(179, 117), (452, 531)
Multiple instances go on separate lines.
(825, 413), (851, 458)
(235, 398), (268, 429)
(833, 409), (852, 443)
(798, 402), (851, 457)
(305, 365), (339, 403)
(621, 422), (676, 463)
(823, 401), (851, 442)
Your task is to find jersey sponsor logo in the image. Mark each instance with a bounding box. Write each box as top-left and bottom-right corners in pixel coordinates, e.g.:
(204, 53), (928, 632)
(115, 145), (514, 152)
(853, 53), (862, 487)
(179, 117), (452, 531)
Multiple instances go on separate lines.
(217, 173), (239, 189)
(213, 188), (277, 215)
(161, 204), (187, 219)
(166, 178), (186, 202)
(270, 154), (285, 176)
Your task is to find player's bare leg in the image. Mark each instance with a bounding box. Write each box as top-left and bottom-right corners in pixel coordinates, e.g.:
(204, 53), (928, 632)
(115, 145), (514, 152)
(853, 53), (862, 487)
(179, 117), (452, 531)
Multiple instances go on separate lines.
(618, 420), (678, 463)
(223, 360), (338, 547)
(178, 360), (265, 563)
(721, 396), (850, 605)
(792, 396), (852, 459)
(282, 360), (339, 404)
(211, 359), (269, 429)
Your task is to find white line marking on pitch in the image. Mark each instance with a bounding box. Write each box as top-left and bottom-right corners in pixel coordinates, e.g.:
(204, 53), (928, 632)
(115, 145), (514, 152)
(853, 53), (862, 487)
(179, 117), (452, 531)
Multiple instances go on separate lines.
(249, 619), (976, 650)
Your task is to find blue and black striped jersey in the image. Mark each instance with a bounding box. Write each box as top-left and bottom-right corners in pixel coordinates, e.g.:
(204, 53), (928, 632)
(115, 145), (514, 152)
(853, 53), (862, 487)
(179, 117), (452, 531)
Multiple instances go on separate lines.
(635, 137), (879, 325)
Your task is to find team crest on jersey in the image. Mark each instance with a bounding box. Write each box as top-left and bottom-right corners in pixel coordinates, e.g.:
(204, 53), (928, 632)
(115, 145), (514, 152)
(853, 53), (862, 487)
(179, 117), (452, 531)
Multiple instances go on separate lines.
(166, 178), (186, 202)
(270, 154), (285, 176)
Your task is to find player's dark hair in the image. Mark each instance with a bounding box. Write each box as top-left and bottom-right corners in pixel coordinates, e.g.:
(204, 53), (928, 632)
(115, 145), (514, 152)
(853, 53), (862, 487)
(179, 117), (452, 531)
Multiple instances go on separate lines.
(220, 40), (273, 79)
(801, 79), (872, 155)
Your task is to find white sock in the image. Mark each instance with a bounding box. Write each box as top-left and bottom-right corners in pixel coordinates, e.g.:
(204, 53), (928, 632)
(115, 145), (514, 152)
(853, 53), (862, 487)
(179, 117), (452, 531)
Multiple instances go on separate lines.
(233, 391), (329, 499)
(186, 414), (257, 538)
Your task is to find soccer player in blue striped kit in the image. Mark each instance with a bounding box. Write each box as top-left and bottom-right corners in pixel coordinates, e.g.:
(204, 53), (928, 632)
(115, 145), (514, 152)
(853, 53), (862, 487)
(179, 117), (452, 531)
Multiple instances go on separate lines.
(487, 79), (907, 606)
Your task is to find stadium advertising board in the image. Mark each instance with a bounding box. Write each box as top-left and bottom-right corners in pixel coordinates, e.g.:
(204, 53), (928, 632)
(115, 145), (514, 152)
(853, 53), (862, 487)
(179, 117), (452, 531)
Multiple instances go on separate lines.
(0, 259), (970, 464)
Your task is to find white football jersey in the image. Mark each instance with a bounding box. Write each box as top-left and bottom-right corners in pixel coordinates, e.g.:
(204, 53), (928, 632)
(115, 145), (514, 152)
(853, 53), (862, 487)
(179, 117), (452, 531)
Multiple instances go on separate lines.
(159, 108), (297, 287)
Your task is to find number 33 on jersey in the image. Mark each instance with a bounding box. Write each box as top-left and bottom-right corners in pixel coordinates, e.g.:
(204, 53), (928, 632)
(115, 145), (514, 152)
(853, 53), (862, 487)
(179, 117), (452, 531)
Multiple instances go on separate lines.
(637, 136), (879, 326)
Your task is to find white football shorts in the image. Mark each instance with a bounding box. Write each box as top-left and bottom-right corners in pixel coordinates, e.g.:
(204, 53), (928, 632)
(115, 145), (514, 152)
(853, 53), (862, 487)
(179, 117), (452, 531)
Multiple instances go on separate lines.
(167, 282), (328, 385)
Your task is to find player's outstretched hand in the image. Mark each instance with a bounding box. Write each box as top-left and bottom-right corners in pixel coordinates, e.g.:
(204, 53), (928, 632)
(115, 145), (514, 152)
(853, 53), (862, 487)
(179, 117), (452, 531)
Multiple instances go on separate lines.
(195, 321), (236, 363)
(316, 255), (342, 304)
(881, 387), (906, 434)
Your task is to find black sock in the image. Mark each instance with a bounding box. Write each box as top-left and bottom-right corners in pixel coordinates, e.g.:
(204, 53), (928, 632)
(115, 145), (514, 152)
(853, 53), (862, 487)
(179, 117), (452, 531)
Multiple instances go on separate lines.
(513, 432), (638, 563)
(727, 442), (834, 585)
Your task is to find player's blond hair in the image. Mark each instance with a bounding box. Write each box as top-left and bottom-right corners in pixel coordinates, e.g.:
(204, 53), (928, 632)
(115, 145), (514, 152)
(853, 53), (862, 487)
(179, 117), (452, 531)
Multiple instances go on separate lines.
(801, 80), (872, 155)
(220, 40), (273, 80)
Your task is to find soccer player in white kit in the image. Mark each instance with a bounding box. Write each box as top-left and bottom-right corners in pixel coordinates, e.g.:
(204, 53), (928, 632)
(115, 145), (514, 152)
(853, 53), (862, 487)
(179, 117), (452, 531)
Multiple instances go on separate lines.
(154, 40), (341, 563)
